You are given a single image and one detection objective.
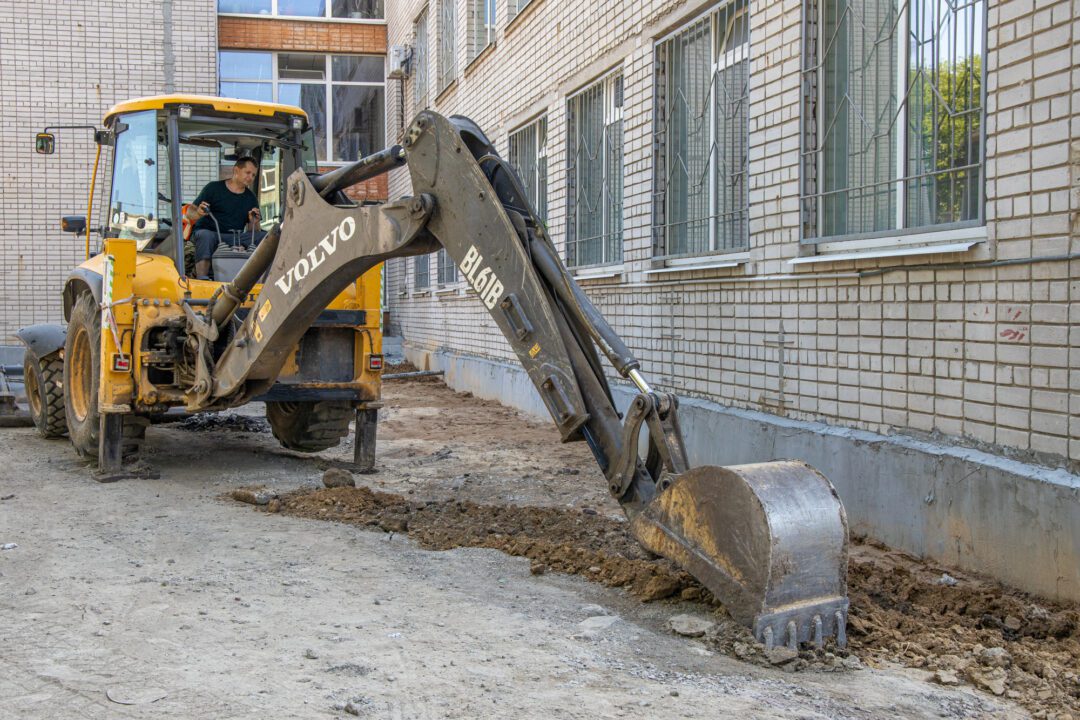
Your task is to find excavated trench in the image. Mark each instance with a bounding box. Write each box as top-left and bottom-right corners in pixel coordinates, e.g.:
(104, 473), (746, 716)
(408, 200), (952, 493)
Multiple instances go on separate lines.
(237, 484), (1079, 718)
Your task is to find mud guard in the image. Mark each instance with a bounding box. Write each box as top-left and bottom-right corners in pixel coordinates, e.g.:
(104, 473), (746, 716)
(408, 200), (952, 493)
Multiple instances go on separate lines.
(15, 324), (67, 360)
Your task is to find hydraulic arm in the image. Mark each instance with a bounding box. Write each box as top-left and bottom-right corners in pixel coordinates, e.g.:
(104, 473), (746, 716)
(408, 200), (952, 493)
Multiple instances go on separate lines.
(193, 111), (851, 648)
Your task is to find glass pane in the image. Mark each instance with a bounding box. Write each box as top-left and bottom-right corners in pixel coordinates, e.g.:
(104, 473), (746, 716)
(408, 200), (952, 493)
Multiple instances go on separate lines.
(414, 255), (429, 289)
(279, 53), (326, 81)
(332, 55), (384, 83)
(820, 0), (899, 236)
(219, 81), (273, 102)
(508, 118), (547, 221)
(278, 0), (325, 16)
(109, 110), (159, 243)
(413, 12), (429, 105)
(331, 0), (383, 19)
(905, 0), (983, 227)
(279, 83), (327, 162)
(218, 0), (271, 13)
(332, 85), (384, 161)
(219, 51), (272, 81)
(257, 147), (283, 227)
(438, 0), (457, 90)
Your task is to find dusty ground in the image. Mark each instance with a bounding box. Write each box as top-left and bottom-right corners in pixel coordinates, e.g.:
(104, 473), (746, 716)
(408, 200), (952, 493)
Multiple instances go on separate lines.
(0, 371), (1072, 718)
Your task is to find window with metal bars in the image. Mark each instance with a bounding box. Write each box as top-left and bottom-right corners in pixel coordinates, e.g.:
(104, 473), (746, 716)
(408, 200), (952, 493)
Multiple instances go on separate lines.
(414, 254), (430, 289)
(413, 9), (429, 108)
(507, 116), (547, 220)
(653, 1), (749, 258)
(566, 72), (624, 267)
(468, 0), (495, 62)
(438, 0), (457, 93)
(801, 0), (985, 242)
(437, 248), (457, 285)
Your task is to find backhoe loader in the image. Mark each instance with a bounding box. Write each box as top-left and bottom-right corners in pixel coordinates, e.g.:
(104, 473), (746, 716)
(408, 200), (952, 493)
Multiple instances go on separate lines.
(22, 95), (849, 649)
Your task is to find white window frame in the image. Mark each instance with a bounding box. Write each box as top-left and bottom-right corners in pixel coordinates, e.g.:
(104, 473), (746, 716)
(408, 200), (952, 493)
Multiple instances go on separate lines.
(652, 1), (750, 260)
(217, 0), (385, 22)
(218, 50), (385, 165)
(800, 0), (987, 245)
(507, 0), (535, 22)
(414, 254), (430, 290)
(566, 70), (624, 268)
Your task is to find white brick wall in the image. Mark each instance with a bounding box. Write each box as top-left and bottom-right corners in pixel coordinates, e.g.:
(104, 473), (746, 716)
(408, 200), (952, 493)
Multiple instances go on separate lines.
(385, 0), (1080, 469)
(0, 0), (217, 340)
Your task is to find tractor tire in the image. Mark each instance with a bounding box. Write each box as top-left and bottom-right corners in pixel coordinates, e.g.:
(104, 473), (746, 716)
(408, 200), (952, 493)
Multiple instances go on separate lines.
(23, 350), (67, 438)
(266, 400), (353, 453)
(63, 292), (148, 459)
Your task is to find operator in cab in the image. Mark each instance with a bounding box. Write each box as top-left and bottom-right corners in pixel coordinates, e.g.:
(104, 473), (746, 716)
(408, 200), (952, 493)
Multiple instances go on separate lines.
(187, 157), (266, 279)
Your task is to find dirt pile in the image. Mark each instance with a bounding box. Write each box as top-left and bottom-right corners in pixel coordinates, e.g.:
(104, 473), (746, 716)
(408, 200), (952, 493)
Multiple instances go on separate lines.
(248, 485), (1080, 717)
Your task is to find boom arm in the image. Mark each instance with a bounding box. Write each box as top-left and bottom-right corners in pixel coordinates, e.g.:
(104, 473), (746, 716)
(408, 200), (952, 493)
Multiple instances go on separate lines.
(193, 111), (851, 649)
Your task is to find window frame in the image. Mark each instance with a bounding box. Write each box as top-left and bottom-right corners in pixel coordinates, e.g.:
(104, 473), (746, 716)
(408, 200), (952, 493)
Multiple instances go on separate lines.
(217, 0), (385, 22)
(467, 0), (496, 63)
(799, 0), (988, 245)
(565, 69), (624, 269)
(413, 9), (430, 108)
(413, 254), (431, 290)
(507, 115), (548, 222)
(438, 0), (458, 93)
(218, 50), (385, 164)
(651, 0), (751, 261)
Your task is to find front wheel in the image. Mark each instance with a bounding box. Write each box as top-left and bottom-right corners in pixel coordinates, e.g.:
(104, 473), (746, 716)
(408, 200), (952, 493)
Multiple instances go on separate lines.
(23, 350), (67, 438)
(266, 400), (352, 452)
(63, 293), (146, 458)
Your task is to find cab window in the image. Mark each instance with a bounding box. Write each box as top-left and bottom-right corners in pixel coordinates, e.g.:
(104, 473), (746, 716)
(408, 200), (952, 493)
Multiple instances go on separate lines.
(107, 110), (159, 244)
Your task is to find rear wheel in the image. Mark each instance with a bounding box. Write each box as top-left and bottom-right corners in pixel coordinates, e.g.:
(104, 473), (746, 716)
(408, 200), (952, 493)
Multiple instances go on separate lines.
(266, 400), (352, 452)
(63, 293), (147, 458)
(23, 350), (67, 438)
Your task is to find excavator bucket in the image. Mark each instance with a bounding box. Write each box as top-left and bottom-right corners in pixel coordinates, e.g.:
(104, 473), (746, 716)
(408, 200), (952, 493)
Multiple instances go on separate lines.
(629, 461), (850, 648)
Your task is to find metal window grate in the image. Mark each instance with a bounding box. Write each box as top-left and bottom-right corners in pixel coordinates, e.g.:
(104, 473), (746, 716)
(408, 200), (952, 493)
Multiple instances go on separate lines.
(508, 116), (548, 220)
(801, 0), (985, 242)
(438, 0), (457, 92)
(652, 1), (750, 258)
(566, 72), (624, 267)
(414, 254), (430, 289)
(437, 247), (457, 285)
(413, 10), (429, 107)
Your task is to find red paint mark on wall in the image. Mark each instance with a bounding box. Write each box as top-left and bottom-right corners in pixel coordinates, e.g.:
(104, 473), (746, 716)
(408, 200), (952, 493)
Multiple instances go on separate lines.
(999, 327), (1027, 342)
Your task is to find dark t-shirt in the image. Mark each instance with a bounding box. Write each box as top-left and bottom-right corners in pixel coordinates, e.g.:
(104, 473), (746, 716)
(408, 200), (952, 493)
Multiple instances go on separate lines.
(192, 180), (257, 233)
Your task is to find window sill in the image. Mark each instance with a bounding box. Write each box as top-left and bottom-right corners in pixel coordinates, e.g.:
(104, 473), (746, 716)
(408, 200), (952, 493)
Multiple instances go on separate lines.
(435, 285), (462, 296)
(218, 13), (386, 25)
(434, 78), (458, 105)
(412, 289), (431, 297)
(463, 42), (496, 77)
(571, 263), (623, 281)
(644, 251), (749, 278)
(789, 227), (987, 266)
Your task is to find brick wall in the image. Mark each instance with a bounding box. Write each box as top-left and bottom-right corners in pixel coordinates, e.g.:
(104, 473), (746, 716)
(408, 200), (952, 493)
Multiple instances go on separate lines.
(385, 0), (1080, 470)
(219, 16), (386, 53)
(0, 0), (218, 342)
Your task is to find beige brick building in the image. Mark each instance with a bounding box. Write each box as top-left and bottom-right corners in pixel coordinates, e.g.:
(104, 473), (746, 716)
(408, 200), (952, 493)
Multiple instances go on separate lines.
(0, 0), (387, 354)
(384, 0), (1080, 599)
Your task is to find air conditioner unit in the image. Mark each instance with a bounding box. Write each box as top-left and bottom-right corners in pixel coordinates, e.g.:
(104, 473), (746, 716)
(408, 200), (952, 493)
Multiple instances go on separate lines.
(387, 45), (412, 79)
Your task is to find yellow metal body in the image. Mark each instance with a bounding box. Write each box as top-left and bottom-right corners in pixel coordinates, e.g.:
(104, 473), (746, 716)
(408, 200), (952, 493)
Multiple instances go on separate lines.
(73, 94), (382, 416)
(77, 250), (383, 413)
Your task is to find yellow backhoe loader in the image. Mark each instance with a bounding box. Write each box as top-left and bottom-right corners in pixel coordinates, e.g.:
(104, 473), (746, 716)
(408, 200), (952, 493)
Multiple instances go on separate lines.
(22, 96), (850, 649)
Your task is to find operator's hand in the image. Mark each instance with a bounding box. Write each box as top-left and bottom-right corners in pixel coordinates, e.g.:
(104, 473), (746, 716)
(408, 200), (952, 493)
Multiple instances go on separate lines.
(248, 207), (261, 226)
(189, 201), (209, 221)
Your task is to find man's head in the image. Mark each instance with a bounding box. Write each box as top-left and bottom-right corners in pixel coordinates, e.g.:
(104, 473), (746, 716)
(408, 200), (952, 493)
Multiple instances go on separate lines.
(231, 157), (258, 189)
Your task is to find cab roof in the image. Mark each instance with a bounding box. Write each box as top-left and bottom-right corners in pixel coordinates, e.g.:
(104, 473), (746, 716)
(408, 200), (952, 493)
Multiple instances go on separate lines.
(103, 94), (307, 125)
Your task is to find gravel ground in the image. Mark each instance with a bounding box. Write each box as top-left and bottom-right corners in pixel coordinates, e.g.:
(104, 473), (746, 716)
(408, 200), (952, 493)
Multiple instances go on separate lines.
(0, 376), (1037, 719)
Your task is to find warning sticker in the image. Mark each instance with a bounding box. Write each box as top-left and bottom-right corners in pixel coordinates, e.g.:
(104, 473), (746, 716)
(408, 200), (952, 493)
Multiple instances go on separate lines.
(529, 343), (541, 358)
(258, 298), (272, 322)
(253, 323), (263, 343)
